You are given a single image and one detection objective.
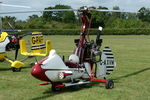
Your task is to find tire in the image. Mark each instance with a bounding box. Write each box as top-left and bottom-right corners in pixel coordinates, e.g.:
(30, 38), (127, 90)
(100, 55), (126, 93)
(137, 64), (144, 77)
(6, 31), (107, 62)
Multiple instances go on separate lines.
(51, 83), (61, 92)
(12, 67), (21, 72)
(105, 79), (114, 89)
(72, 85), (80, 89)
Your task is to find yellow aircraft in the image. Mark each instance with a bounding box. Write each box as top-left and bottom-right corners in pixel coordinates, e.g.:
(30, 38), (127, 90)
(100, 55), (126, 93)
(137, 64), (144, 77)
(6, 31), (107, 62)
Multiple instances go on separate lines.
(0, 32), (24, 72)
(0, 31), (52, 72)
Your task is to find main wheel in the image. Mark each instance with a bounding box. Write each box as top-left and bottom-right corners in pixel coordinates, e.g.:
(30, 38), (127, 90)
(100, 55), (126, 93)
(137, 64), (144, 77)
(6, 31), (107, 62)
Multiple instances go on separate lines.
(105, 79), (114, 89)
(12, 67), (21, 72)
(51, 83), (61, 92)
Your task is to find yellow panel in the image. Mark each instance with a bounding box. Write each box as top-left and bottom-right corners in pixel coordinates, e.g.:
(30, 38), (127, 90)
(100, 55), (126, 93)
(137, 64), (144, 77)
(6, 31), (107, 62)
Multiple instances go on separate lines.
(31, 32), (44, 46)
(45, 40), (52, 56)
(20, 32), (52, 57)
(20, 40), (27, 56)
(0, 32), (8, 42)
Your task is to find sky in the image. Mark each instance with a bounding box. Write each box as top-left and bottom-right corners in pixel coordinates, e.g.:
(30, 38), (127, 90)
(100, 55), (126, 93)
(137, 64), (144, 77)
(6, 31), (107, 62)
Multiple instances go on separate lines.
(0, 0), (150, 20)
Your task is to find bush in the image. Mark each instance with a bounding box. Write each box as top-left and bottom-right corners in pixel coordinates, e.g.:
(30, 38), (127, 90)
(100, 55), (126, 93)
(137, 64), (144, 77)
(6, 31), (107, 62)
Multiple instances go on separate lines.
(23, 28), (150, 35)
(103, 28), (150, 35)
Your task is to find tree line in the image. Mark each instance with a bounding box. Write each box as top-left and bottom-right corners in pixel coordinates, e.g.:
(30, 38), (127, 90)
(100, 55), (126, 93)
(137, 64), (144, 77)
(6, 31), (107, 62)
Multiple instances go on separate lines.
(2, 5), (150, 30)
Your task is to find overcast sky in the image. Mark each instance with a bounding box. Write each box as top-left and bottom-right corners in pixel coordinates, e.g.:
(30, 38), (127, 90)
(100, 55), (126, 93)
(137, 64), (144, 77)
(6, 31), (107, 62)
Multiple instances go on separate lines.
(0, 0), (150, 20)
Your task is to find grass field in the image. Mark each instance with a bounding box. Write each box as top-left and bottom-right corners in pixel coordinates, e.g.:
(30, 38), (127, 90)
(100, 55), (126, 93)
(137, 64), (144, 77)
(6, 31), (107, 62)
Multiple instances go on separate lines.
(0, 35), (150, 100)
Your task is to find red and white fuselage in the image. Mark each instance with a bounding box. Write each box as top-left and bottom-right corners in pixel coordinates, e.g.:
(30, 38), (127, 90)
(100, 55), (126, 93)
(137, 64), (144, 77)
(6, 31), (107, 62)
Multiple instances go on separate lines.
(31, 50), (87, 83)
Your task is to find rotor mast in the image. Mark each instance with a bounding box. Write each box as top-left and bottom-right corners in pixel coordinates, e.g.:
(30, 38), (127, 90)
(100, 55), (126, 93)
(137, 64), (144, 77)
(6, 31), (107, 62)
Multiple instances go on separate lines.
(75, 8), (92, 62)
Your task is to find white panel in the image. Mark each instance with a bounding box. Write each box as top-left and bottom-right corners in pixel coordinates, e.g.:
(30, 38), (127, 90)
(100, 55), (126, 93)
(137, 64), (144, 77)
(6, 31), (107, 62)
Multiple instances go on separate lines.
(42, 50), (68, 69)
(96, 52), (107, 77)
(96, 47), (116, 77)
(0, 37), (10, 53)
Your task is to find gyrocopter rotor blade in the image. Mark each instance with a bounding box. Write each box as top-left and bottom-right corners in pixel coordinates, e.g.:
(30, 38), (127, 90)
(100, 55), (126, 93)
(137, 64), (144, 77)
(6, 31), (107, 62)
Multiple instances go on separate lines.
(93, 9), (138, 13)
(0, 8), (138, 15)
(0, 3), (31, 8)
(0, 9), (78, 14)
(0, 18), (2, 31)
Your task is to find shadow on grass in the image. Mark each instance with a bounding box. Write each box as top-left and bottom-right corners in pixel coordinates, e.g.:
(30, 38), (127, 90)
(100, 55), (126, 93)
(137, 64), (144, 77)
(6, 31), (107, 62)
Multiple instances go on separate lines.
(0, 65), (32, 71)
(30, 84), (93, 100)
(113, 67), (150, 81)
(30, 68), (150, 100)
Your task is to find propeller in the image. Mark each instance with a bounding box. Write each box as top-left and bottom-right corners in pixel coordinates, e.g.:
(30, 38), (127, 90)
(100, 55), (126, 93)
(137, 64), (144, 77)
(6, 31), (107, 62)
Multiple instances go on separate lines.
(12, 32), (32, 60)
(7, 22), (32, 60)
(15, 44), (19, 60)
(8, 22), (15, 30)
(13, 32), (31, 60)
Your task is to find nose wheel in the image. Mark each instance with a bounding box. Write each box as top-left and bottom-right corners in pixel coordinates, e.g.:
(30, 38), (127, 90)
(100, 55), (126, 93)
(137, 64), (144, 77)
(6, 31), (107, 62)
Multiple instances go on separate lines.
(105, 79), (114, 89)
(12, 67), (21, 72)
(51, 83), (62, 92)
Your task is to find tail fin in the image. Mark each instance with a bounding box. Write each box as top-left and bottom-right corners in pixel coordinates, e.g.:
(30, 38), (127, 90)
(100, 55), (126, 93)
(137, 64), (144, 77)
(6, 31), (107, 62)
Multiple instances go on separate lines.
(20, 32), (52, 56)
(96, 46), (116, 77)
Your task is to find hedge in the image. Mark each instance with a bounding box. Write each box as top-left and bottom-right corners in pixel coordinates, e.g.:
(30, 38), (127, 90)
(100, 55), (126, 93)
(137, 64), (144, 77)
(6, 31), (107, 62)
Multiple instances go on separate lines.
(23, 28), (150, 35)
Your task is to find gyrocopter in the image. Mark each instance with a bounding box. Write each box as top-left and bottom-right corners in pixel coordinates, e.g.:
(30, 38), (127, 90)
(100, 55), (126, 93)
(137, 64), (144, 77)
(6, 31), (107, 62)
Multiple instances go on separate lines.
(0, 29), (25, 72)
(0, 18), (51, 72)
(30, 8), (116, 91)
(0, 2), (44, 72)
(0, 17), (51, 72)
(0, 6), (117, 90)
(0, 29), (51, 72)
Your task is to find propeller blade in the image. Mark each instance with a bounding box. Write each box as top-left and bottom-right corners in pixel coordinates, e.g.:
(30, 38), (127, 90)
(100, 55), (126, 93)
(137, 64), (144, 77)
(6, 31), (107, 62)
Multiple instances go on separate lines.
(8, 22), (15, 30)
(15, 43), (20, 60)
(15, 48), (19, 60)
(0, 3), (31, 8)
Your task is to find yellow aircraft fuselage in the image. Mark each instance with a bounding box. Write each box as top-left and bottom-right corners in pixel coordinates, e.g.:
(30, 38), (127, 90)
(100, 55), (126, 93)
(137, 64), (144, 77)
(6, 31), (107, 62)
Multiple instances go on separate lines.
(0, 32), (9, 60)
(0, 32), (24, 71)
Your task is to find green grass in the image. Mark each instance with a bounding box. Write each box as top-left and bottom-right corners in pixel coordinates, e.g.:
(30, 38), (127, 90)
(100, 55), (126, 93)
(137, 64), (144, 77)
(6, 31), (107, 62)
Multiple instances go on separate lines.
(0, 35), (150, 100)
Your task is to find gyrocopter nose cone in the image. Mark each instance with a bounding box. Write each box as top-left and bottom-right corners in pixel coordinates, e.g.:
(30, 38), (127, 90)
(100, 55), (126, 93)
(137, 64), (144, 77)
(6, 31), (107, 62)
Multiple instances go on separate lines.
(31, 64), (49, 81)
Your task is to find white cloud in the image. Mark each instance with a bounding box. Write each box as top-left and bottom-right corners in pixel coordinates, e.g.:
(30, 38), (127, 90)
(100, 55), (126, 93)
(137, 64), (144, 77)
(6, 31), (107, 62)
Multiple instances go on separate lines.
(100, 0), (150, 11)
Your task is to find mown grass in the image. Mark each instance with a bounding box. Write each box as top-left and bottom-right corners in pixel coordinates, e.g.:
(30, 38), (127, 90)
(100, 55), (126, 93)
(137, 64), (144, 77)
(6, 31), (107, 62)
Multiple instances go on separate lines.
(0, 35), (150, 100)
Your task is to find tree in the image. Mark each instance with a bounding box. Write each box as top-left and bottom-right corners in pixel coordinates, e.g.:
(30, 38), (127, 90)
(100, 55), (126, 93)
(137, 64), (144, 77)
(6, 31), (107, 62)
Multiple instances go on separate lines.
(112, 6), (121, 18)
(15, 20), (27, 29)
(43, 6), (53, 21)
(2, 16), (16, 29)
(28, 14), (39, 19)
(138, 7), (150, 22)
(89, 6), (109, 28)
(62, 11), (76, 23)
(27, 15), (45, 29)
(43, 5), (76, 23)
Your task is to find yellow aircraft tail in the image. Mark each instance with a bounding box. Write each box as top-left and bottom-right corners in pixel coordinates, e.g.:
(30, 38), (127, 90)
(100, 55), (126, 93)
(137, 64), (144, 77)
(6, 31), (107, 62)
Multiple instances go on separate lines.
(20, 32), (52, 56)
